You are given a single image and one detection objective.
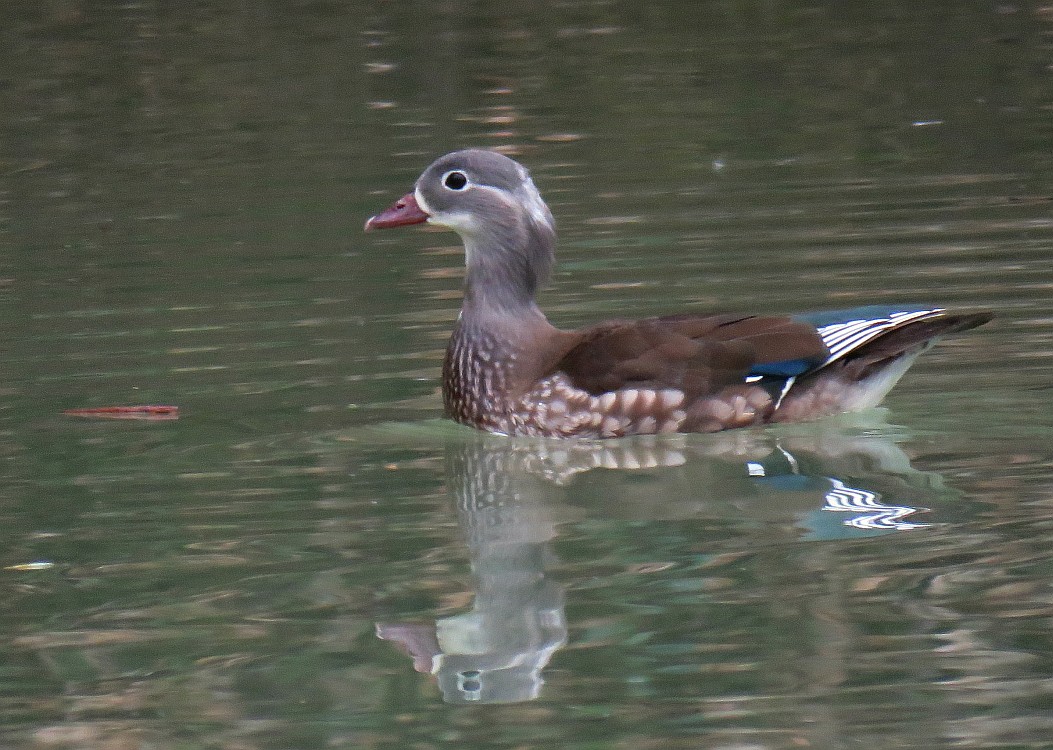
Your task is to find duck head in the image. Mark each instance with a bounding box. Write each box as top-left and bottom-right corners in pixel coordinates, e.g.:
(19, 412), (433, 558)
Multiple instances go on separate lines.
(366, 149), (557, 312)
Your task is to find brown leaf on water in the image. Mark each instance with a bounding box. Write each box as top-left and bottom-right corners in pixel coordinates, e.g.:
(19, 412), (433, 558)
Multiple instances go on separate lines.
(63, 405), (179, 421)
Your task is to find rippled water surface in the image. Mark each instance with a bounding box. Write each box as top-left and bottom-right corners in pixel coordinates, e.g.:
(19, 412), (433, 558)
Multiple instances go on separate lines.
(4, 2), (1053, 748)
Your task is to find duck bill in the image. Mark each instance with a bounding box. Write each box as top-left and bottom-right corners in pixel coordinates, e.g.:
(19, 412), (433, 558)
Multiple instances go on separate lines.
(364, 192), (429, 231)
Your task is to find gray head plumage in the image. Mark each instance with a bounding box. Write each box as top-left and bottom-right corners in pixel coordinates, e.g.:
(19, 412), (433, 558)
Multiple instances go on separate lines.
(413, 150), (557, 311)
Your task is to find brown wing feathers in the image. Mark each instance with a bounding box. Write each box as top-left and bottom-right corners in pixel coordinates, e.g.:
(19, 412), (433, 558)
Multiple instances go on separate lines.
(557, 314), (828, 398)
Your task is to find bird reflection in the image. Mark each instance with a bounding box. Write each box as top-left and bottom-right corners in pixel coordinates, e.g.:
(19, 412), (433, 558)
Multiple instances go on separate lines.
(377, 420), (957, 704)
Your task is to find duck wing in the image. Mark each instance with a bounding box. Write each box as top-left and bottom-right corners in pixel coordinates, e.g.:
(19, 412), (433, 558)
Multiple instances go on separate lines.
(556, 314), (828, 399)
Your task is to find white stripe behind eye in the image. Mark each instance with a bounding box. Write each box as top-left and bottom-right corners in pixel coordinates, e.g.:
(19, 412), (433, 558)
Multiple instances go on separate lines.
(515, 165), (553, 227)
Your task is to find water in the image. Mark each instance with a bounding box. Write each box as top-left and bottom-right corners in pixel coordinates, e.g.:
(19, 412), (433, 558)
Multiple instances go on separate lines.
(4, 1), (1053, 747)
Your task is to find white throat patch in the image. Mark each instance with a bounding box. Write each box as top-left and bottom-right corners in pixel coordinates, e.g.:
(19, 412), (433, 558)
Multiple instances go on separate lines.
(415, 185), (478, 235)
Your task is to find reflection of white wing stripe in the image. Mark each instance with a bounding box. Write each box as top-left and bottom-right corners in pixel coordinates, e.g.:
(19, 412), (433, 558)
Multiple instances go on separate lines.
(825, 480), (882, 509)
(816, 308), (943, 366)
(849, 507), (920, 530)
(823, 479), (929, 531)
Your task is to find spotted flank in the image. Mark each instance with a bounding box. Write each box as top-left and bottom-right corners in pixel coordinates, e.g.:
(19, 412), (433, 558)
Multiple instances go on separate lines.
(513, 373), (693, 438)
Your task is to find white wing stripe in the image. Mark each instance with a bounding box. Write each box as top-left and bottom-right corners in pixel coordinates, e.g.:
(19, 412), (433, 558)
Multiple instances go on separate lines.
(825, 327), (887, 357)
(815, 308), (944, 367)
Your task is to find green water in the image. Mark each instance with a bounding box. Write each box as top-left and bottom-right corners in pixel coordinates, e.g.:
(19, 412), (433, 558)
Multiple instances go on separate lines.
(4, 1), (1053, 748)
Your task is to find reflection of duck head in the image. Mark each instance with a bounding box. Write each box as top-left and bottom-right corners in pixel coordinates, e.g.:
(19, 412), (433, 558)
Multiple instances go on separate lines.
(377, 417), (965, 703)
(377, 551), (565, 705)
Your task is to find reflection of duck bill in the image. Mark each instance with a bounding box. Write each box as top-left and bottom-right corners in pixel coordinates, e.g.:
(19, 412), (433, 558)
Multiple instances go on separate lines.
(375, 623), (440, 674)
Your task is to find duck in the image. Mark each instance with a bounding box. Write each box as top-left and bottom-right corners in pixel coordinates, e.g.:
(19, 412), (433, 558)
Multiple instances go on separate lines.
(365, 149), (991, 438)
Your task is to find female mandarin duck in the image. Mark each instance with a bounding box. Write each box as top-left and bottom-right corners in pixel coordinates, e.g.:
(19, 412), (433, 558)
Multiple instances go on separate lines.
(366, 149), (990, 438)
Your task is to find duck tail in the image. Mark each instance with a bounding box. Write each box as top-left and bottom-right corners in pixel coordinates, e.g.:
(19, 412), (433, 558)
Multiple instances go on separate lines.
(772, 308), (991, 421)
(834, 310), (992, 381)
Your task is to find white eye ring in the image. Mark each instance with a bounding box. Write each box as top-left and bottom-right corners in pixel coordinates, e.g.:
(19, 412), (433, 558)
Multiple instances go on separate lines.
(441, 170), (469, 191)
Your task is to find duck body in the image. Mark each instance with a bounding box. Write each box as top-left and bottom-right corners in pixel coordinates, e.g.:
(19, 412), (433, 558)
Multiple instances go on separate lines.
(366, 150), (991, 438)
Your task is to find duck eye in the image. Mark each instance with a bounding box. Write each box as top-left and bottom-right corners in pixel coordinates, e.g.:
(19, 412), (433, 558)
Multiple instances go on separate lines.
(443, 171), (468, 190)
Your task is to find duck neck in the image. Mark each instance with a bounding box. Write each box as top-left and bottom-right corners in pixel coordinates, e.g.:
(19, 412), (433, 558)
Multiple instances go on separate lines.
(459, 211), (556, 319)
(452, 259), (554, 384)
(441, 213), (560, 427)
(461, 266), (544, 321)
